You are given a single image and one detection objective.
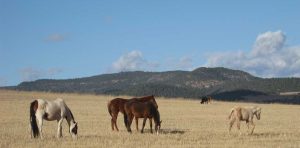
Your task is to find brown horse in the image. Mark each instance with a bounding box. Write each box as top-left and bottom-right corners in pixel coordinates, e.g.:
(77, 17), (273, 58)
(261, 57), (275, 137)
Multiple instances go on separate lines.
(107, 95), (158, 131)
(200, 96), (212, 104)
(124, 100), (161, 134)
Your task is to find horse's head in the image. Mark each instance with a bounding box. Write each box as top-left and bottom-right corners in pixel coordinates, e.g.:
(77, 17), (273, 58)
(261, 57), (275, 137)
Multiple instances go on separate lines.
(254, 107), (262, 120)
(70, 122), (78, 139)
(155, 120), (162, 135)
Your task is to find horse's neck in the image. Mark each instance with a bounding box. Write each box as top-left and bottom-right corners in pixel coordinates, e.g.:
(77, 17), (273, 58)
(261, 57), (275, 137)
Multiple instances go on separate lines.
(139, 96), (152, 101)
(250, 107), (257, 114)
(65, 108), (75, 125)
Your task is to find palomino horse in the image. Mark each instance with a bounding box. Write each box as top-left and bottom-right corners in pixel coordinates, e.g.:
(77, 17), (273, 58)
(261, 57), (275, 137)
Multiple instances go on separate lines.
(124, 100), (162, 134)
(30, 98), (78, 139)
(107, 95), (158, 131)
(228, 106), (261, 135)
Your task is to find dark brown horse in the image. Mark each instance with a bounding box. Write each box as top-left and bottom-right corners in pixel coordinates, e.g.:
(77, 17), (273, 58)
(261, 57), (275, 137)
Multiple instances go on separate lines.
(107, 95), (158, 131)
(200, 96), (212, 104)
(124, 100), (161, 134)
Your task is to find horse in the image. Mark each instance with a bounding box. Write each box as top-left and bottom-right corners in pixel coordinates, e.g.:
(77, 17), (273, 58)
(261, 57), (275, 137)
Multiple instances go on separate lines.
(124, 100), (162, 134)
(200, 96), (212, 104)
(29, 98), (78, 139)
(107, 95), (158, 131)
(228, 106), (261, 135)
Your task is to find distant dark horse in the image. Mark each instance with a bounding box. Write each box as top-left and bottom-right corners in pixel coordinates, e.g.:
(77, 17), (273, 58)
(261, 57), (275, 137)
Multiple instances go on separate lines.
(124, 100), (162, 134)
(201, 96), (212, 104)
(107, 95), (158, 131)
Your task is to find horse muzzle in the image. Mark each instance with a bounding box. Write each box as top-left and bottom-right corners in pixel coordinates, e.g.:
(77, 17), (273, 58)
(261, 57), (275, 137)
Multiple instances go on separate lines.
(71, 134), (78, 140)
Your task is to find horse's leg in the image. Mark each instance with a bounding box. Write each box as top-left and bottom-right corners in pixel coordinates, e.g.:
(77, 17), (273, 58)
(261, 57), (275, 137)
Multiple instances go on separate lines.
(135, 117), (139, 131)
(246, 121), (250, 134)
(113, 112), (119, 131)
(57, 118), (63, 138)
(37, 116), (44, 139)
(141, 118), (147, 133)
(236, 120), (241, 135)
(149, 118), (153, 133)
(111, 113), (115, 131)
(228, 118), (235, 133)
(250, 121), (255, 134)
(126, 115), (133, 133)
(110, 111), (119, 131)
(111, 118), (114, 131)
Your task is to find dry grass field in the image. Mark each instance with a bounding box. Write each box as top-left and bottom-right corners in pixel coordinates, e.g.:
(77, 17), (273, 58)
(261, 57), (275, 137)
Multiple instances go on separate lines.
(0, 90), (300, 148)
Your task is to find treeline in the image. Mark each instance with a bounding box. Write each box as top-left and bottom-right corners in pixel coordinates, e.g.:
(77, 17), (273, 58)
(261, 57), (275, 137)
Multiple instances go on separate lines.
(5, 67), (300, 104)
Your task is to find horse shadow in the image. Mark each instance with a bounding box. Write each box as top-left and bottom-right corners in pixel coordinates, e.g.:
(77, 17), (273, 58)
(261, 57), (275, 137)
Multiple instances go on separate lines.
(251, 132), (282, 137)
(160, 128), (187, 135)
(134, 128), (186, 135)
(229, 132), (282, 137)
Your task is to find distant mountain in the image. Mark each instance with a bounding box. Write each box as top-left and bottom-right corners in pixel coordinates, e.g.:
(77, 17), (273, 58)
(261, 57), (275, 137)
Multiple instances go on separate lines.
(5, 67), (300, 104)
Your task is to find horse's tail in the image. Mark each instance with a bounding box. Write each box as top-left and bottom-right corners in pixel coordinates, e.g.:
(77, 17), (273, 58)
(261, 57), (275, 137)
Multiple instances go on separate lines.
(30, 100), (39, 138)
(107, 101), (113, 117)
(228, 108), (235, 120)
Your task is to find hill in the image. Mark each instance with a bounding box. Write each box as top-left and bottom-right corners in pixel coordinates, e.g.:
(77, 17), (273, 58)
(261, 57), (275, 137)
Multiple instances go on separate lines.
(5, 67), (300, 104)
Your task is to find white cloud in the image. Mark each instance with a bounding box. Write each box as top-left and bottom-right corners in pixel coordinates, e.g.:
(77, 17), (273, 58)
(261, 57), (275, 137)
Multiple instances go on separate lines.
(110, 50), (159, 72)
(205, 30), (300, 77)
(45, 33), (66, 42)
(166, 56), (194, 71)
(176, 56), (193, 70)
(104, 16), (113, 24)
(251, 31), (285, 56)
(0, 77), (7, 86)
(47, 68), (63, 76)
(20, 67), (63, 82)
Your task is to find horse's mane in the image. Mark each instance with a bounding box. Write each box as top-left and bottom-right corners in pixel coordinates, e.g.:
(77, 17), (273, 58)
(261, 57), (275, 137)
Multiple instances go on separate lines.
(66, 107), (75, 121)
(149, 103), (160, 124)
(137, 95), (154, 101)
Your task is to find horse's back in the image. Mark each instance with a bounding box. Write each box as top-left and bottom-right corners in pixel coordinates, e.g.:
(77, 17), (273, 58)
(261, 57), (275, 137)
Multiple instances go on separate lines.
(36, 98), (64, 105)
(125, 101), (157, 118)
(54, 98), (64, 102)
(124, 100), (140, 115)
(232, 106), (253, 121)
(109, 98), (127, 104)
(36, 99), (46, 105)
(108, 98), (128, 114)
(35, 98), (67, 120)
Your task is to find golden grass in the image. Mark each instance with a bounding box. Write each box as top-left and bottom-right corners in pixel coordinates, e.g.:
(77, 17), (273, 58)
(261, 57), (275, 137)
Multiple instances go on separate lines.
(0, 89), (300, 148)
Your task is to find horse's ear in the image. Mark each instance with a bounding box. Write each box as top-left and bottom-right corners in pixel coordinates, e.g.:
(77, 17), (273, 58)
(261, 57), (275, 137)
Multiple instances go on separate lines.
(258, 107), (261, 112)
(255, 107), (261, 111)
(160, 120), (162, 124)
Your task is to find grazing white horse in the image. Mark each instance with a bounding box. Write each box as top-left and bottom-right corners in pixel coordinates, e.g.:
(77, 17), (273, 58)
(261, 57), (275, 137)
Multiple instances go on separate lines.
(30, 98), (78, 139)
(228, 106), (261, 135)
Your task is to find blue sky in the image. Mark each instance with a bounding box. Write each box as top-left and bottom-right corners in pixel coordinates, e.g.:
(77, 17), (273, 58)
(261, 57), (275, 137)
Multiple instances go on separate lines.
(1, 0), (300, 86)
